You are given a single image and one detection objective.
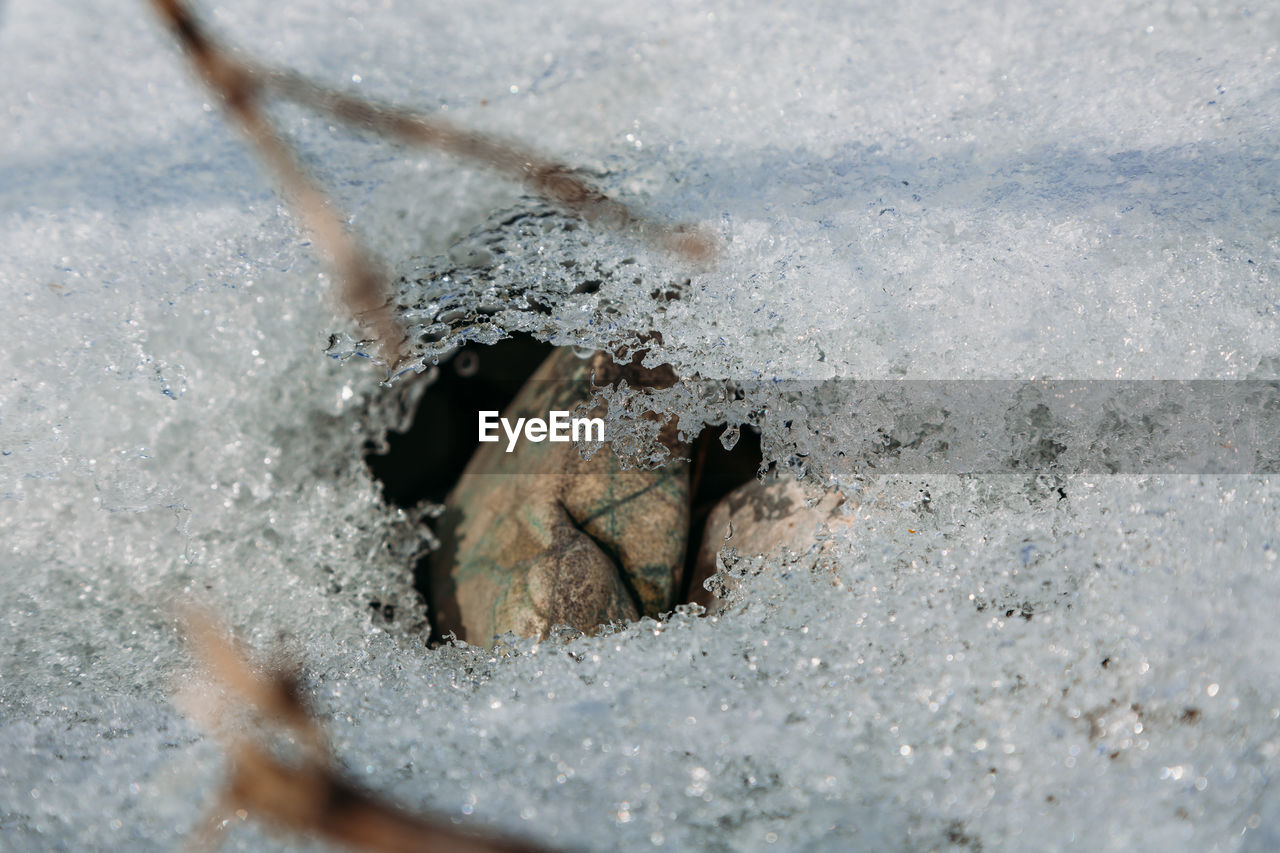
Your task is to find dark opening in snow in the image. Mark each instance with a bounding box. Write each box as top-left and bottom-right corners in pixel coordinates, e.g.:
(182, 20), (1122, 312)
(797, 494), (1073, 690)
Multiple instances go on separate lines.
(364, 334), (762, 631)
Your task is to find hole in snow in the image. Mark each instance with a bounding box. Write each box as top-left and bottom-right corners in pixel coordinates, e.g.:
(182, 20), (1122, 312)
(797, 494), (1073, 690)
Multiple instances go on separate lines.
(363, 334), (761, 643)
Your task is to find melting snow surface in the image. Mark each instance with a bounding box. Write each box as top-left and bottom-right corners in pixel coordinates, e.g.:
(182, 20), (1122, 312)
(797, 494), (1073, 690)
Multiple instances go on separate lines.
(3, 0), (1279, 850)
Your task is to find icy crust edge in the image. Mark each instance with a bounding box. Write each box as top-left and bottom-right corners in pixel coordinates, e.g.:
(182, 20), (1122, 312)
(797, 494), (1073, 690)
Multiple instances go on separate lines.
(333, 200), (1280, 487)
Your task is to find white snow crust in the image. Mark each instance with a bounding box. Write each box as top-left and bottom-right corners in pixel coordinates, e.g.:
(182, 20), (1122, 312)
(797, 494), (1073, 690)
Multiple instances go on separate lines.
(2, 0), (1279, 850)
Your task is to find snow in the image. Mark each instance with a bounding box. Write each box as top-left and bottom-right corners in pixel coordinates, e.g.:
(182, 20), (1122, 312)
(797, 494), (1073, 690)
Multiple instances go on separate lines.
(2, 0), (1279, 849)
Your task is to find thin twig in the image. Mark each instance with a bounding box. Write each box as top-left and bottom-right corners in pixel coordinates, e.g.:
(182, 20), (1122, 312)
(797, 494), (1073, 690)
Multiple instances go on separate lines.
(150, 0), (406, 367)
(254, 68), (718, 262)
(181, 607), (327, 759)
(179, 607), (556, 853)
(149, 0), (716, 370)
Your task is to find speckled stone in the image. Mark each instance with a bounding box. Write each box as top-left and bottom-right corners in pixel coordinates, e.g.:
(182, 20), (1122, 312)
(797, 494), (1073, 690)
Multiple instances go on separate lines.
(689, 473), (850, 610)
(429, 346), (690, 645)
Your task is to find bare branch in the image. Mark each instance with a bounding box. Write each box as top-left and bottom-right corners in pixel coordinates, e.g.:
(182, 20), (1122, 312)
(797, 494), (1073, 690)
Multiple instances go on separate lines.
(178, 607), (557, 853)
(254, 69), (718, 262)
(149, 0), (716, 371)
(181, 607), (327, 759)
(150, 0), (407, 368)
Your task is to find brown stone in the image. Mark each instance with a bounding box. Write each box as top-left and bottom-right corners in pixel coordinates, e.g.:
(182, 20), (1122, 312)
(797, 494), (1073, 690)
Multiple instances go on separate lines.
(688, 473), (851, 610)
(429, 346), (690, 645)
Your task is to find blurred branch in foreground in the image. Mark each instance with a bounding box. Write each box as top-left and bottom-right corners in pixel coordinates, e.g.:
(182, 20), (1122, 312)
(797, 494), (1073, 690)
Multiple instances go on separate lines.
(178, 608), (557, 853)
